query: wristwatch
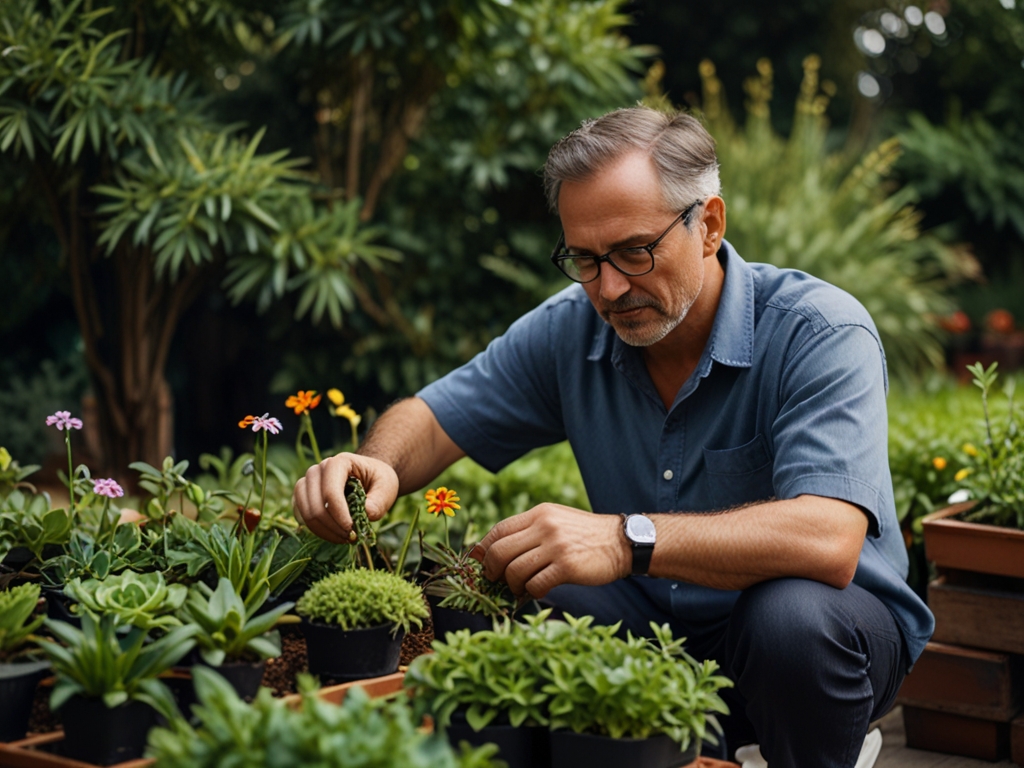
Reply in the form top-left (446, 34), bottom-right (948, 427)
top-left (621, 514), bottom-right (656, 575)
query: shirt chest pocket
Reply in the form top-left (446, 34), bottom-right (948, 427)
top-left (702, 433), bottom-right (775, 510)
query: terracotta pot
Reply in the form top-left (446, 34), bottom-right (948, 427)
top-left (922, 501), bottom-right (1024, 580)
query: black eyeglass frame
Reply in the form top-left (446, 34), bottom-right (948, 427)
top-left (549, 199), bottom-right (705, 284)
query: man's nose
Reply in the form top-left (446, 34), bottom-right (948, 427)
top-left (598, 265), bottom-right (631, 302)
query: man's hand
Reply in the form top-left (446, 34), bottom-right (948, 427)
top-left (292, 453), bottom-right (399, 543)
top-left (470, 504), bottom-right (630, 599)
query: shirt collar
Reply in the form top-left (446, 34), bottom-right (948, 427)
top-left (586, 239), bottom-right (755, 370)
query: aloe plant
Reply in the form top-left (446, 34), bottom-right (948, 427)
top-left (178, 577), bottom-right (293, 667)
top-left (36, 613), bottom-right (197, 719)
top-left (64, 571), bottom-right (188, 632)
top-left (0, 583), bottom-right (45, 663)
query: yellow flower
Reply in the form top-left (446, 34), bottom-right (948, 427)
top-left (327, 388), bottom-right (345, 407)
top-left (954, 468), bottom-right (971, 482)
top-left (932, 457), bottom-right (947, 471)
top-left (335, 404), bottom-right (362, 426)
top-left (0, 447), bottom-right (10, 472)
top-left (425, 487), bottom-right (460, 517)
top-left (962, 443), bottom-right (978, 457)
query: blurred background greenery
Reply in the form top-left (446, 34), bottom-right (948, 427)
top-left (2, 0), bottom-right (1023, 521)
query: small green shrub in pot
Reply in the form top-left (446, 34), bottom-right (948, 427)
top-left (147, 666), bottom-right (500, 768)
top-left (36, 613), bottom-right (197, 764)
top-left (64, 571), bottom-right (188, 632)
top-left (0, 583), bottom-right (49, 742)
top-left (296, 569), bottom-right (428, 680)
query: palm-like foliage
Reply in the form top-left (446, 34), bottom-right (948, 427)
top-left (696, 56), bottom-right (979, 378)
top-left (37, 613), bottom-right (196, 718)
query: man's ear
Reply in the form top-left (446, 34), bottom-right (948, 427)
top-left (701, 196), bottom-right (727, 258)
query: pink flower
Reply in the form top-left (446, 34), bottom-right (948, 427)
top-left (250, 413), bottom-right (282, 435)
top-left (93, 478), bottom-right (124, 498)
top-left (46, 411), bottom-right (83, 431)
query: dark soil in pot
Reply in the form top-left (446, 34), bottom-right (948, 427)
top-left (549, 730), bottom-right (697, 768)
top-left (447, 711), bottom-right (550, 768)
top-left (60, 695), bottom-right (157, 765)
top-left (300, 618), bottom-right (405, 681)
top-left (0, 661), bottom-right (49, 742)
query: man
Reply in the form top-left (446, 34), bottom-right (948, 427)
top-left (293, 107), bottom-right (934, 767)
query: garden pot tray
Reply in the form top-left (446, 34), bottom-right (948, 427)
top-left (922, 502), bottom-right (1024, 580)
top-left (0, 672), bottom-right (409, 768)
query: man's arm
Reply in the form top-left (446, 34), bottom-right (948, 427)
top-left (472, 495), bottom-right (868, 598)
top-left (292, 397), bottom-right (464, 543)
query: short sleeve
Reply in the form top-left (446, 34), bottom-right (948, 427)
top-left (417, 304), bottom-right (566, 473)
top-left (771, 323), bottom-right (890, 537)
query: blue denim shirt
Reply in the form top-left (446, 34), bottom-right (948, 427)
top-left (418, 241), bottom-right (934, 664)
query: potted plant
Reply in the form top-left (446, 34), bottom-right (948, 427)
top-left (63, 570), bottom-right (188, 631)
top-left (421, 541), bottom-right (516, 637)
top-left (176, 576), bottom-right (294, 700)
top-left (0, 490), bottom-right (72, 574)
top-left (541, 616), bottom-right (730, 768)
top-left (405, 617), bottom-right (551, 768)
top-left (146, 665), bottom-right (499, 768)
top-left (922, 362), bottom-right (1024, 579)
top-left (296, 568), bottom-right (428, 680)
top-left (35, 613), bottom-right (197, 765)
top-left (0, 583), bottom-right (49, 742)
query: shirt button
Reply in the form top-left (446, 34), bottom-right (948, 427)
top-left (663, 469), bottom-right (674, 480)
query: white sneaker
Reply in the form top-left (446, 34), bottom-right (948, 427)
top-left (734, 727), bottom-right (882, 768)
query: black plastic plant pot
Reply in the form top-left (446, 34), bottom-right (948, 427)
top-left (43, 590), bottom-right (83, 629)
top-left (0, 661), bottom-right (49, 742)
top-left (208, 658), bottom-right (266, 701)
top-left (431, 603), bottom-right (493, 638)
top-left (60, 695), bottom-right (158, 766)
top-left (549, 730), bottom-right (697, 768)
top-left (1, 547), bottom-right (33, 569)
top-left (300, 618), bottom-right (405, 681)
top-left (447, 713), bottom-right (551, 768)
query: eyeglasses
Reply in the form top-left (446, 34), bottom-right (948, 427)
top-left (550, 199), bottom-right (704, 284)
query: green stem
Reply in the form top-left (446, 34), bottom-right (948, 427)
top-left (443, 515), bottom-right (450, 550)
top-left (65, 431), bottom-right (75, 517)
top-left (360, 538), bottom-right (375, 571)
top-left (395, 507), bottom-right (420, 575)
top-left (350, 419), bottom-right (359, 451)
top-left (259, 431), bottom-right (268, 522)
top-left (304, 413), bottom-right (322, 464)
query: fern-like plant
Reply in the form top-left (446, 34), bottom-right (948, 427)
top-left (296, 569), bottom-right (428, 634)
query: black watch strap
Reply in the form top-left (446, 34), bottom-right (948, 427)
top-left (631, 542), bottom-right (654, 575)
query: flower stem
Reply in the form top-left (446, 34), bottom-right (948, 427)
top-left (395, 507), bottom-right (421, 575)
top-left (350, 420), bottom-right (359, 451)
top-left (303, 413), bottom-right (322, 464)
top-left (443, 515), bottom-right (450, 550)
top-left (65, 431), bottom-right (75, 517)
top-left (259, 431), bottom-right (268, 521)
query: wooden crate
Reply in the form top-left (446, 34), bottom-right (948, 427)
top-left (929, 575), bottom-right (1024, 655)
top-left (1012, 713), bottom-right (1024, 767)
top-left (0, 672), bottom-right (408, 768)
top-left (923, 502), bottom-right (1024, 580)
top-left (902, 706), bottom-right (1010, 761)
top-left (896, 641), bottom-right (1023, 721)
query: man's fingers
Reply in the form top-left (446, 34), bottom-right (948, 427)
top-left (320, 457), bottom-right (354, 534)
top-left (503, 544), bottom-right (549, 596)
top-left (482, 526), bottom-right (541, 583)
top-left (362, 465), bottom-right (399, 522)
top-left (472, 510), bottom-right (537, 562)
top-left (524, 564), bottom-right (561, 600)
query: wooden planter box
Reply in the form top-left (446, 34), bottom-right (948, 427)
top-left (902, 706), bottom-right (1011, 761)
top-left (929, 575), bottom-right (1024, 655)
top-left (922, 501), bottom-right (1024, 580)
top-left (1012, 713), bottom-right (1024, 766)
top-left (0, 672), bottom-right (408, 768)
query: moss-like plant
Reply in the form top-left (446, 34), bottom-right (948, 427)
top-left (147, 666), bottom-right (499, 768)
top-left (0, 583), bottom-right (45, 663)
top-left (64, 571), bottom-right (187, 632)
top-left (296, 569), bottom-right (428, 634)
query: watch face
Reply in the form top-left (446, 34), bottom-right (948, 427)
top-left (625, 515), bottom-right (656, 545)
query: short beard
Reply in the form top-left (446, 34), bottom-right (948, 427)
top-left (601, 293), bottom-right (693, 347)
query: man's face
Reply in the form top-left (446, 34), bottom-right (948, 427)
top-left (557, 152), bottom-right (707, 348)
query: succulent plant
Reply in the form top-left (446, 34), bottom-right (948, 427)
top-left (0, 583), bottom-right (45, 662)
top-left (421, 541), bottom-right (515, 618)
top-left (178, 577), bottom-right (293, 667)
top-left (64, 571), bottom-right (187, 631)
top-left (296, 568), bottom-right (428, 634)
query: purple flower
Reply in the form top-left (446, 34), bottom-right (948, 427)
top-left (250, 413), bottom-right (282, 435)
top-left (93, 478), bottom-right (124, 498)
top-left (46, 411), bottom-right (83, 431)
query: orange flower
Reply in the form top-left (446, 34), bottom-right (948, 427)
top-left (238, 415), bottom-right (256, 429)
top-left (932, 457), bottom-right (947, 471)
top-left (285, 390), bottom-right (322, 415)
top-left (425, 487), bottom-right (460, 517)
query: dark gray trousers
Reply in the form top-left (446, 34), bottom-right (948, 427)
top-left (545, 577), bottom-right (906, 768)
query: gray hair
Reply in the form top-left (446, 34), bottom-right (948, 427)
top-left (543, 107), bottom-right (721, 217)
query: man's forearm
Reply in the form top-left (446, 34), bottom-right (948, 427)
top-left (646, 495), bottom-right (869, 591)
top-left (357, 397), bottom-right (465, 495)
